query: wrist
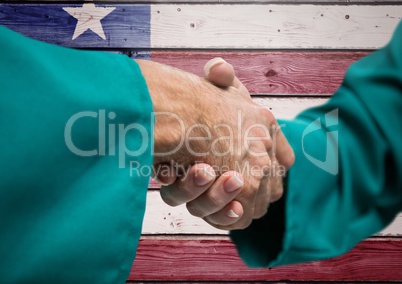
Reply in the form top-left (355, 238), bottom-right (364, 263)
top-left (135, 59), bottom-right (204, 161)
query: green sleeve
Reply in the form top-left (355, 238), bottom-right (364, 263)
top-left (231, 20), bottom-right (402, 267)
top-left (0, 27), bottom-right (153, 283)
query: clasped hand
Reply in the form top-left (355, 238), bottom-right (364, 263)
top-left (136, 58), bottom-right (294, 230)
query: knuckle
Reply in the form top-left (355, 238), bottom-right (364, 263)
top-left (259, 107), bottom-right (275, 122)
top-left (256, 127), bottom-right (273, 150)
top-left (260, 155), bottom-right (272, 174)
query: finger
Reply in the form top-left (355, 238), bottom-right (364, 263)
top-left (204, 57), bottom-right (250, 96)
top-left (186, 171), bottom-right (244, 218)
top-left (251, 156), bottom-right (284, 220)
top-left (160, 164), bottom-right (216, 207)
top-left (203, 200), bottom-right (244, 227)
top-left (270, 123), bottom-right (295, 169)
top-left (269, 158), bottom-right (284, 203)
top-left (252, 169), bottom-right (271, 219)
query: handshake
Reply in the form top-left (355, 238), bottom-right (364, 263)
top-left (137, 58), bottom-right (295, 230)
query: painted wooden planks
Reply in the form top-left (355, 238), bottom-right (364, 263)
top-left (1, 2), bottom-right (399, 282)
top-left (1, 4), bottom-right (401, 49)
top-left (150, 51), bottom-right (369, 95)
top-left (130, 237), bottom-right (402, 281)
top-left (12, 0), bottom-right (402, 3)
top-left (143, 190), bottom-right (223, 234)
top-left (0, 3), bottom-right (151, 48)
top-left (253, 97), bottom-right (328, 118)
top-left (142, 190), bottom-right (402, 236)
top-left (151, 5), bottom-right (402, 49)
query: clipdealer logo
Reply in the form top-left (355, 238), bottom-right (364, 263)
top-left (64, 109), bottom-right (276, 170)
top-left (302, 109), bottom-right (339, 175)
top-left (64, 110), bottom-right (149, 168)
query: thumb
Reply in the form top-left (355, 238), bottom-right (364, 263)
top-left (204, 57), bottom-right (235, 87)
top-left (204, 57), bottom-right (250, 96)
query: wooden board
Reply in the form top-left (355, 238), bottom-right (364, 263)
top-left (130, 237), bottom-right (402, 281)
top-left (0, 3), bottom-right (151, 48)
top-left (11, 0), bottom-right (402, 3)
top-left (253, 97), bottom-right (327, 118)
top-left (142, 190), bottom-right (402, 236)
top-left (2, 2), bottom-right (400, 282)
top-left (151, 5), bottom-right (402, 49)
top-left (150, 51), bottom-right (368, 95)
top-left (0, 4), bottom-right (401, 49)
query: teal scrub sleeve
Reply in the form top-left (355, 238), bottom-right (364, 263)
top-left (0, 26), bottom-right (154, 283)
top-left (230, 20), bottom-right (402, 267)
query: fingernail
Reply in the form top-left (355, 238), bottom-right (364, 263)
top-left (224, 174), bottom-right (244, 193)
top-left (194, 166), bottom-right (216, 186)
top-left (227, 209), bottom-right (240, 218)
top-left (203, 57), bottom-right (226, 77)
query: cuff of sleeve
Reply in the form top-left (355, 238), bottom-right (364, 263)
top-left (230, 115), bottom-right (339, 267)
top-left (230, 187), bottom-right (286, 268)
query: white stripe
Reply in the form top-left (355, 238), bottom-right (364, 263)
top-left (252, 97), bottom-right (328, 119)
top-left (151, 5), bottom-right (401, 49)
top-left (143, 191), bottom-right (402, 236)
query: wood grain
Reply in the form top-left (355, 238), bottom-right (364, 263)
top-left (1, 4), bottom-right (401, 49)
top-left (130, 237), bottom-right (402, 281)
top-left (0, 4), bottom-right (151, 48)
top-left (151, 4), bottom-right (402, 49)
top-left (150, 51), bottom-right (368, 95)
top-left (10, 0), bottom-right (402, 3)
top-left (3, 2), bottom-right (399, 283)
top-left (142, 190), bottom-right (402, 236)
top-left (253, 97), bottom-right (327, 118)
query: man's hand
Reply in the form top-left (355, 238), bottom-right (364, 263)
top-left (137, 58), bottom-right (294, 230)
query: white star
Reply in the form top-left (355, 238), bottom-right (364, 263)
top-left (63, 3), bottom-right (116, 40)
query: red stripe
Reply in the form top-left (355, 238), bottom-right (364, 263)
top-left (148, 178), bottom-right (160, 188)
top-left (151, 51), bottom-right (369, 96)
top-left (130, 237), bottom-right (402, 281)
